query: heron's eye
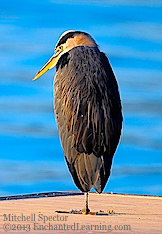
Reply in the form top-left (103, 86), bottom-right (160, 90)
top-left (55, 45), bottom-right (63, 54)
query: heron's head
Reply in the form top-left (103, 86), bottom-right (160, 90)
top-left (33, 30), bottom-right (97, 80)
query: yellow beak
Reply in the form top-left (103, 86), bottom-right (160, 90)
top-left (33, 53), bottom-right (60, 81)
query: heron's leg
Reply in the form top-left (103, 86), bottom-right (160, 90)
top-left (82, 192), bottom-right (90, 214)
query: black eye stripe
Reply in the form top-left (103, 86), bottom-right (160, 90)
top-left (56, 32), bottom-right (76, 48)
top-left (55, 31), bottom-right (93, 49)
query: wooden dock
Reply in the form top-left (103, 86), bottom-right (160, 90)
top-left (0, 192), bottom-right (161, 233)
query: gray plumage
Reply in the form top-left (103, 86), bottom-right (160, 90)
top-left (54, 46), bottom-right (122, 193)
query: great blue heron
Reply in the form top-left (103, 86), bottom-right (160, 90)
top-left (33, 30), bottom-right (122, 214)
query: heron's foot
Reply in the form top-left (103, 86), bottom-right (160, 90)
top-left (81, 207), bottom-right (90, 215)
top-left (55, 209), bottom-right (89, 214)
top-left (55, 209), bottom-right (115, 215)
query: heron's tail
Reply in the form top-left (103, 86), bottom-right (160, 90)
top-left (93, 154), bottom-right (113, 193)
top-left (66, 152), bottom-right (112, 193)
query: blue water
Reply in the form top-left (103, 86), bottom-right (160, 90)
top-left (0, 0), bottom-right (162, 196)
